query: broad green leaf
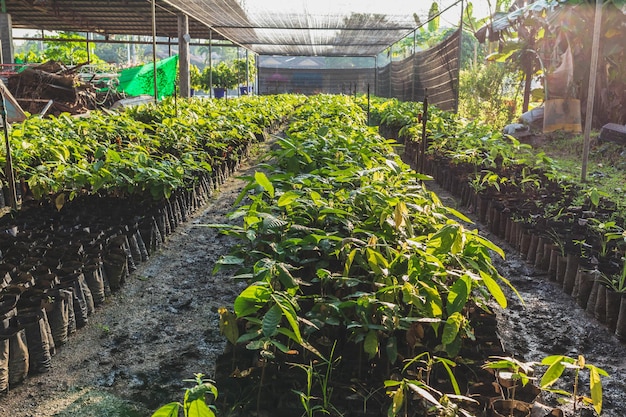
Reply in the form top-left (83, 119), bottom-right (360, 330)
top-left (218, 307), bottom-right (239, 345)
top-left (185, 398), bottom-right (214, 417)
top-left (590, 189), bottom-right (600, 207)
top-left (277, 191), bottom-right (300, 207)
top-left (388, 386), bottom-right (404, 417)
top-left (447, 275), bottom-right (470, 315)
top-left (234, 284), bottom-right (271, 318)
top-left (429, 224), bottom-right (461, 255)
top-left (364, 329), bottom-right (379, 360)
top-left (480, 270), bottom-right (507, 308)
top-left (540, 355), bottom-right (566, 389)
top-left (442, 312), bottom-right (463, 346)
top-left (386, 336), bottom-right (398, 364)
top-left (589, 366), bottom-right (604, 415)
top-left (472, 233), bottom-right (505, 259)
top-left (276, 263), bottom-right (298, 289)
top-left (254, 171), bottom-right (274, 198)
top-left (317, 126), bottom-right (329, 137)
top-left (262, 304), bottom-right (282, 337)
top-left (271, 293), bottom-right (302, 342)
top-left (151, 402), bottom-right (180, 417)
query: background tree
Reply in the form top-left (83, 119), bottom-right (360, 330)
top-left (428, 2), bottom-right (441, 32)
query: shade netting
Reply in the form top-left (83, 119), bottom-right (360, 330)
top-left (118, 55), bottom-right (179, 99)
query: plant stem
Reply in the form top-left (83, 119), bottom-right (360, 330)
top-left (257, 360), bottom-right (266, 416)
top-left (573, 368), bottom-right (579, 413)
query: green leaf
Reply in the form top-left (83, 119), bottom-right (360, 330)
top-left (317, 125), bottom-right (329, 137)
top-left (540, 355), bottom-right (566, 389)
top-left (439, 358), bottom-right (461, 395)
top-left (185, 398), bottom-right (214, 417)
top-left (271, 292), bottom-right (302, 343)
top-left (234, 284), bottom-right (271, 318)
top-left (480, 270), bottom-right (507, 308)
top-left (442, 312), bottom-right (463, 346)
top-left (277, 191), bottom-right (300, 207)
top-left (262, 304), bottom-right (282, 337)
top-left (388, 387), bottom-right (404, 417)
top-left (364, 329), bottom-right (379, 360)
top-left (386, 336), bottom-right (398, 364)
top-left (447, 275), bottom-right (470, 316)
top-left (255, 171), bottom-right (274, 198)
top-left (590, 189), bottom-right (600, 207)
top-left (472, 233), bottom-right (505, 259)
top-left (276, 263), bottom-right (298, 289)
top-left (151, 402), bottom-right (180, 417)
top-left (218, 307), bottom-right (239, 345)
top-left (429, 224), bottom-right (462, 255)
top-left (589, 366), bottom-right (604, 415)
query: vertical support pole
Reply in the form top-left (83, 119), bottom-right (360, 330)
top-left (151, 0), bottom-right (158, 103)
top-left (0, 11), bottom-right (13, 64)
top-left (178, 13), bottom-right (190, 98)
top-left (209, 30), bottom-right (213, 98)
top-left (256, 56), bottom-right (260, 95)
top-left (388, 48), bottom-right (393, 98)
top-left (455, 0), bottom-right (464, 113)
top-left (411, 29), bottom-right (417, 101)
top-left (367, 84), bottom-right (371, 126)
top-left (419, 89), bottom-right (429, 174)
top-left (374, 56), bottom-right (378, 97)
top-left (86, 32), bottom-right (91, 63)
top-left (245, 49), bottom-right (250, 94)
top-left (582, 0), bottom-right (603, 182)
top-left (0, 90), bottom-right (17, 210)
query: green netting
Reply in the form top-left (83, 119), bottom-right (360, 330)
top-left (118, 55), bottom-right (178, 99)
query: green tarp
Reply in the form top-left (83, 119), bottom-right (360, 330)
top-left (118, 55), bottom-right (178, 99)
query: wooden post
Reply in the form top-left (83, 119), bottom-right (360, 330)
top-left (178, 13), bottom-right (191, 98)
top-left (582, 0), bottom-right (603, 182)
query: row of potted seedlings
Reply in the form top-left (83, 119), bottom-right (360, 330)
top-left (369, 97), bottom-right (614, 416)
top-left (0, 95), bottom-right (299, 394)
top-left (374, 97), bottom-right (626, 342)
top-left (211, 95), bottom-right (559, 416)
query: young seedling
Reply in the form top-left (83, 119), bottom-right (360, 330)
top-left (151, 373), bottom-right (218, 417)
top-left (483, 356), bottom-right (537, 417)
top-left (540, 354), bottom-right (609, 416)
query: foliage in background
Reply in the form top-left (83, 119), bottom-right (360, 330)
top-left (458, 61), bottom-right (523, 129)
top-left (1, 95), bottom-right (302, 204)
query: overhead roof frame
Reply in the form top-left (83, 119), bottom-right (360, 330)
top-left (3, 0), bottom-right (462, 57)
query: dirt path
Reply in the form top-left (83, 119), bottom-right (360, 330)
top-left (437, 186), bottom-right (626, 417)
top-left (2, 152), bottom-right (626, 417)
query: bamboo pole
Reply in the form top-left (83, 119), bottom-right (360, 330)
top-left (581, 1), bottom-right (603, 182)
